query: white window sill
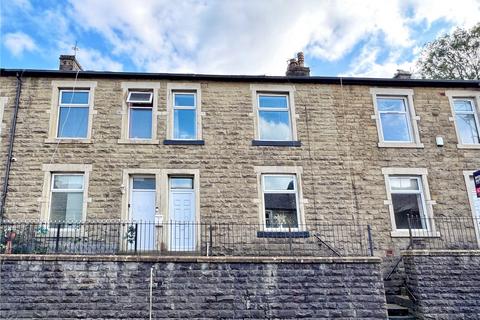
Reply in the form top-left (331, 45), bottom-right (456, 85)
top-left (117, 139), bottom-right (159, 145)
top-left (457, 144), bottom-right (480, 149)
top-left (378, 142), bottom-right (424, 148)
top-left (391, 230), bottom-right (441, 238)
top-left (45, 138), bottom-right (93, 144)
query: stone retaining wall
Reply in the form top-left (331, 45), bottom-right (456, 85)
top-left (403, 250), bottom-right (480, 320)
top-left (0, 255), bottom-right (387, 319)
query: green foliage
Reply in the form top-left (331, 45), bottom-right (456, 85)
top-left (417, 23), bottom-right (480, 80)
top-left (1, 225), bottom-right (50, 254)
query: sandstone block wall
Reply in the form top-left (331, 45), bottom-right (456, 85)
top-left (0, 75), bottom-right (479, 255)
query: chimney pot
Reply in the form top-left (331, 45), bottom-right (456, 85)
top-left (393, 69), bottom-right (412, 79)
top-left (59, 55), bottom-right (83, 71)
top-left (297, 52), bottom-right (304, 67)
top-left (286, 51), bottom-right (310, 77)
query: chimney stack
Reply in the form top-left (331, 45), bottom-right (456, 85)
top-left (393, 69), bottom-right (412, 79)
top-left (286, 52), bottom-right (310, 77)
top-left (59, 55), bottom-right (83, 71)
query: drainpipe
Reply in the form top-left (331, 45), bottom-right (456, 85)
top-left (0, 72), bottom-right (23, 221)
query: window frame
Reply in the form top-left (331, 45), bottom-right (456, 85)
top-left (166, 83), bottom-right (203, 142)
top-left (250, 84), bottom-right (299, 143)
top-left (56, 89), bottom-right (91, 139)
top-left (172, 91), bottom-right (197, 140)
top-left (254, 166), bottom-right (305, 231)
top-left (382, 168), bottom-right (436, 237)
top-left (127, 92), bottom-right (154, 140)
top-left (256, 93), bottom-right (293, 141)
top-left (387, 176), bottom-right (430, 231)
top-left (126, 91), bottom-right (153, 104)
top-left (446, 90), bottom-right (480, 149)
top-left (49, 173), bottom-right (85, 223)
top-left (40, 164), bottom-right (92, 223)
top-left (119, 82), bottom-right (160, 144)
top-left (376, 96), bottom-right (414, 144)
top-left (47, 81), bottom-right (97, 143)
top-left (370, 88), bottom-right (423, 148)
top-left (261, 174), bottom-right (300, 230)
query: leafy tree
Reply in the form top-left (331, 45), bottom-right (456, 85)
top-left (417, 23), bottom-right (479, 80)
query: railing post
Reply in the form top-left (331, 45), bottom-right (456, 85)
top-left (407, 214), bottom-right (413, 248)
top-left (208, 223), bottom-right (213, 256)
top-left (55, 223), bottom-right (61, 253)
top-left (134, 223), bottom-right (138, 254)
top-left (367, 225), bottom-right (374, 256)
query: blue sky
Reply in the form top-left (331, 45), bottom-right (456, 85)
top-left (1, 0), bottom-right (479, 77)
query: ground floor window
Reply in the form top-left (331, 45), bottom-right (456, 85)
top-left (382, 168), bottom-right (434, 236)
top-left (50, 173), bottom-right (84, 222)
top-left (262, 174), bottom-right (299, 229)
top-left (388, 176), bottom-right (428, 230)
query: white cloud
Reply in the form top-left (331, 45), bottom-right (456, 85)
top-left (4, 0), bottom-right (479, 76)
top-left (63, 0), bottom-right (479, 76)
top-left (3, 32), bottom-right (37, 56)
top-left (343, 45), bottom-right (416, 78)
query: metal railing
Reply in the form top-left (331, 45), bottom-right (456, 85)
top-left (0, 221), bottom-right (374, 257)
top-left (407, 216), bottom-right (480, 250)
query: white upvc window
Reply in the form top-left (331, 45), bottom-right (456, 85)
top-left (172, 91), bottom-right (197, 140)
top-left (50, 173), bottom-right (85, 223)
top-left (377, 96), bottom-right (413, 143)
top-left (127, 91), bottom-right (153, 104)
top-left (370, 88), bottom-right (423, 148)
top-left (452, 97), bottom-right (480, 145)
top-left (257, 93), bottom-right (293, 141)
top-left (446, 91), bottom-right (480, 149)
top-left (127, 90), bottom-right (154, 140)
top-left (57, 90), bottom-right (90, 139)
top-left (261, 174), bottom-right (300, 229)
top-left (119, 82), bottom-right (160, 144)
top-left (382, 168), bottom-right (436, 237)
top-left (388, 176), bottom-right (429, 231)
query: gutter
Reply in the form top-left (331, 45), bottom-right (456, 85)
top-left (0, 72), bottom-right (22, 221)
top-left (1, 68), bottom-right (479, 88)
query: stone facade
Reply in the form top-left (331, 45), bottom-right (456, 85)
top-left (403, 250), bottom-right (480, 319)
top-left (0, 255), bottom-right (387, 319)
top-left (0, 72), bottom-right (479, 256)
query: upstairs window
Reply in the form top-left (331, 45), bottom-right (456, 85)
top-left (173, 92), bottom-right (197, 140)
top-left (50, 174), bottom-right (84, 222)
top-left (257, 94), bottom-right (292, 141)
top-left (262, 174), bottom-right (299, 229)
top-left (376, 96), bottom-right (413, 143)
top-left (453, 98), bottom-right (480, 145)
top-left (57, 90), bottom-right (90, 138)
top-left (127, 91), bottom-right (153, 139)
top-left (370, 88), bottom-right (422, 148)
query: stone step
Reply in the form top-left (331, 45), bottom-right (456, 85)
top-left (388, 294), bottom-right (414, 309)
top-left (388, 316), bottom-right (416, 320)
top-left (387, 303), bottom-right (410, 317)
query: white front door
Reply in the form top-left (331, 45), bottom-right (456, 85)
top-left (129, 176), bottom-right (156, 251)
top-left (468, 176), bottom-right (480, 245)
top-left (168, 177), bottom-right (196, 251)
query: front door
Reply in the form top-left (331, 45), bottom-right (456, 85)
top-left (168, 177), bottom-right (196, 251)
top-left (129, 175), bottom-right (156, 251)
